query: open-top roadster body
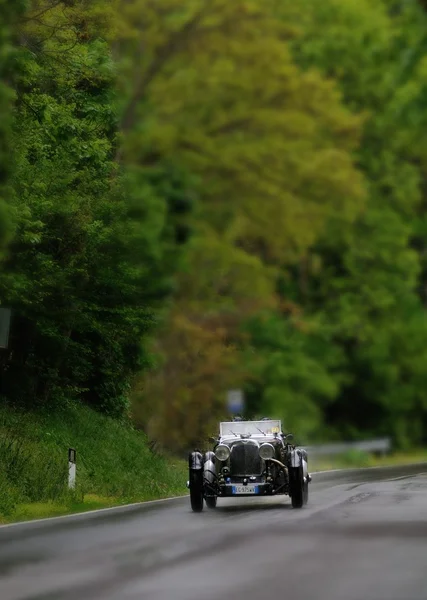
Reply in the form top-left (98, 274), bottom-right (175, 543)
top-left (188, 419), bottom-right (311, 512)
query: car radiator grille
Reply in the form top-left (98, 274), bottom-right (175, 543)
top-left (229, 443), bottom-right (262, 476)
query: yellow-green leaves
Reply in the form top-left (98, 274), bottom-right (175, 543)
top-left (119, 0), bottom-right (368, 448)
top-left (6, 0), bottom-right (427, 451)
top-left (117, 0), bottom-right (365, 265)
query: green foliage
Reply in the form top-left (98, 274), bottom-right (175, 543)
top-left (0, 401), bottom-right (186, 520)
top-left (269, 0), bottom-right (427, 446)
top-left (243, 313), bottom-right (341, 443)
top-left (122, 0), bottom-right (368, 450)
top-left (0, 0), bottom-right (25, 253)
top-left (0, 0), bottom-right (196, 415)
top-left (1, 0), bottom-right (427, 461)
top-left (123, 0), bottom-right (427, 450)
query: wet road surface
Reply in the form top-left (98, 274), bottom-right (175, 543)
top-left (1, 463), bottom-right (427, 600)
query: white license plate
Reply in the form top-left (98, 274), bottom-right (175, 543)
top-left (232, 485), bottom-right (258, 494)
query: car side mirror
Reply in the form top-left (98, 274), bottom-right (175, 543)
top-left (209, 436), bottom-right (218, 444)
top-left (285, 433), bottom-right (294, 442)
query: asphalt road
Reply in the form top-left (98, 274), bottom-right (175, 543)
top-left (1, 463), bottom-right (427, 600)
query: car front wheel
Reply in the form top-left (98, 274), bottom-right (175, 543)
top-left (205, 496), bottom-right (217, 509)
top-left (189, 471), bottom-right (204, 512)
top-left (289, 466), bottom-right (304, 509)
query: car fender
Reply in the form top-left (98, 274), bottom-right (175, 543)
top-left (189, 451), bottom-right (203, 471)
top-left (203, 451), bottom-right (216, 484)
top-left (290, 448), bottom-right (308, 478)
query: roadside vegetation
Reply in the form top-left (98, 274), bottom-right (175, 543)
top-left (0, 398), bottom-right (424, 524)
top-left (0, 402), bottom-right (187, 524)
top-left (310, 449), bottom-right (427, 472)
top-left (0, 397), bottom-right (424, 524)
top-left (1, 0), bottom-right (427, 522)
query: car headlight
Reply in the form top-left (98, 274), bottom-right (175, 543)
top-left (259, 443), bottom-right (275, 460)
top-left (215, 444), bottom-right (230, 461)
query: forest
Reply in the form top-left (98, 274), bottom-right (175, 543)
top-left (2, 0), bottom-right (427, 454)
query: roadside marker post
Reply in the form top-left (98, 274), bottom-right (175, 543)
top-left (68, 448), bottom-right (76, 490)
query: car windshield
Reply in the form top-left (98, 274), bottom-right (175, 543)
top-left (219, 420), bottom-right (281, 438)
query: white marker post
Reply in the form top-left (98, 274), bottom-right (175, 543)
top-left (68, 448), bottom-right (76, 490)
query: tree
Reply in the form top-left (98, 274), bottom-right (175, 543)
top-left (0, 0), bottom-right (195, 415)
top-left (272, 0), bottom-right (427, 445)
top-left (121, 0), bottom-right (366, 449)
top-left (0, 0), bottom-right (25, 254)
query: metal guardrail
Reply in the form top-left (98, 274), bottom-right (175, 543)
top-left (305, 438), bottom-right (391, 456)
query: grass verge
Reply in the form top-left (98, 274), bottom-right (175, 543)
top-left (0, 402), bottom-right (187, 524)
top-left (310, 448), bottom-right (427, 472)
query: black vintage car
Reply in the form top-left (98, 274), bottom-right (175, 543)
top-left (188, 419), bottom-right (311, 512)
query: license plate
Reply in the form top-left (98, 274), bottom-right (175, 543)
top-left (232, 485), bottom-right (258, 494)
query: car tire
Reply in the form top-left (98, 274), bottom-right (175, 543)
top-left (189, 471), bottom-right (204, 512)
top-left (205, 496), bottom-right (217, 509)
top-left (190, 488), bottom-right (204, 512)
top-left (290, 466), bottom-right (304, 509)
